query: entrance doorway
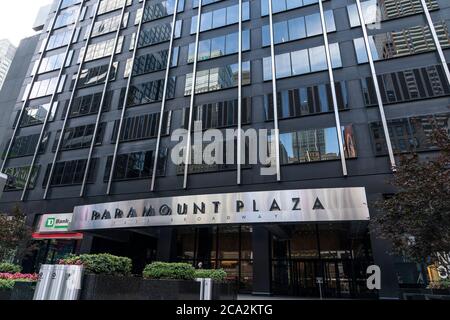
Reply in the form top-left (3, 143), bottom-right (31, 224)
top-left (271, 222), bottom-right (377, 298)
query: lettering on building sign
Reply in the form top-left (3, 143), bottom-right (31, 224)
top-left (90, 197), bottom-right (308, 221)
top-left (71, 188), bottom-right (370, 230)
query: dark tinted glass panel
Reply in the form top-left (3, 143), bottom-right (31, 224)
top-left (182, 98), bottom-right (252, 130)
top-left (279, 125), bottom-right (357, 164)
top-left (53, 123), bottom-right (105, 151)
top-left (42, 158), bottom-right (97, 187)
top-left (5, 133), bottom-right (49, 159)
top-left (63, 91), bottom-right (112, 119)
top-left (111, 111), bottom-right (172, 142)
top-left (361, 64), bottom-right (450, 106)
top-left (265, 82), bottom-right (348, 120)
top-left (104, 149), bottom-right (167, 181)
top-left (370, 113), bottom-right (450, 155)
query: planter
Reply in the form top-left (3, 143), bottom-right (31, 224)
top-left (0, 289), bottom-right (12, 300)
top-left (431, 289), bottom-right (450, 296)
top-left (79, 275), bottom-right (237, 300)
top-left (0, 282), bottom-right (36, 300)
top-left (10, 282), bottom-right (36, 300)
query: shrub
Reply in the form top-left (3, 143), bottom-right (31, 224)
top-left (143, 262), bottom-right (195, 280)
top-left (0, 279), bottom-right (14, 291)
top-left (0, 263), bottom-right (22, 274)
top-left (428, 280), bottom-right (450, 290)
top-left (194, 269), bottom-right (227, 281)
top-left (59, 254), bottom-right (132, 276)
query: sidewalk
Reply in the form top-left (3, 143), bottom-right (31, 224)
top-left (237, 294), bottom-right (349, 300)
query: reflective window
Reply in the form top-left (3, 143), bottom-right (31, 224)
top-left (138, 20), bottom-right (182, 48)
top-left (279, 125), bottom-right (357, 165)
top-left (291, 50), bottom-right (309, 76)
top-left (77, 62), bottom-right (118, 88)
top-left (81, 37), bottom-right (124, 62)
top-left (142, 0), bottom-right (184, 22)
top-left (92, 13), bottom-right (129, 37)
top-left (362, 64), bottom-right (450, 106)
top-left (133, 47), bottom-right (178, 76)
top-left (6, 133), bottom-right (49, 159)
top-left (370, 113), bottom-right (450, 155)
top-left (354, 23), bottom-right (450, 64)
top-left (42, 159), bottom-right (97, 187)
top-left (46, 29), bottom-right (73, 50)
top-left (262, 11), bottom-right (335, 46)
top-left (261, 0), bottom-right (321, 16)
top-left (39, 52), bottom-right (71, 74)
top-left (185, 62), bottom-right (251, 95)
top-left (104, 149), bottom-right (167, 181)
top-left (182, 98), bottom-right (251, 130)
top-left (19, 102), bottom-right (58, 127)
top-left (347, 0), bottom-right (439, 28)
top-left (55, 6), bottom-right (80, 29)
top-left (64, 91), bottom-right (112, 118)
top-left (265, 82), bottom-right (348, 120)
top-left (29, 76), bottom-right (65, 99)
top-left (263, 43), bottom-right (341, 80)
top-left (4, 166), bottom-right (40, 191)
top-left (305, 13), bottom-right (322, 37)
top-left (126, 77), bottom-right (176, 107)
top-left (111, 111), bottom-right (172, 142)
top-left (61, 0), bottom-right (81, 9)
top-left (191, 2), bottom-right (250, 34)
top-left (275, 53), bottom-right (291, 78)
top-left (53, 123), bottom-right (105, 151)
top-left (188, 30), bottom-right (250, 63)
top-left (98, 0), bottom-right (132, 15)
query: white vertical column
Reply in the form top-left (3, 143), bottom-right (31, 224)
top-left (237, 0), bottom-right (243, 185)
top-left (21, 0), bottom-right (88, 201)
top-left (43, 0), bottom-right (101, 200)
top-left (0, 0), bottom-right (64, 173)
top-left (80, 2), bottom-right (128, 197)
top-left (268, 0), bottom-right (281, 181)
top-left (419, 0), bottom-right (450, 85)
top-left (318, 0), bottom-right (348, 176)
top-left (150, 0), bottom-right (180, 192)
top-left (107, 0), bottom-right (149, 195)
top-left (355, 0), bottom-right (396, 170)
top-left (183, 0), bottom-right (203, 190)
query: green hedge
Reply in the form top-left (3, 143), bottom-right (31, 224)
top-left (0, 279), bottom-right (14, 291)
top-left (194, 269), bottom-right (227, 281)
top-left (0, 263), bottom-right (22, 274)
top-left (143, 262), bottom-right (195, 280)
top-left (59, 254), bottom-right (132, 276)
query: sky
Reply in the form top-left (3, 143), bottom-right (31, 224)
top-left (0, 0), bottom-right (53, 47)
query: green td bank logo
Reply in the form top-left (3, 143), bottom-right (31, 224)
top-left (44, 217), bottom-right (70, 230)
top-left (45, 218), bottom-right (56, 228)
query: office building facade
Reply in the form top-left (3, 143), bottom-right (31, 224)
top-left (0, 0), bottom-right (449, 299)
top-left (0, 39), bottom-right (17, 91)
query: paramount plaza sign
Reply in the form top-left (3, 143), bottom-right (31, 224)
top-left (70, 188), bottom-right (370, 231)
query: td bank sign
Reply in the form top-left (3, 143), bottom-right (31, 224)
top-left (70, 188), bottom-right (370, 231)
top-left (38, 213), bottom-right (73, 233)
